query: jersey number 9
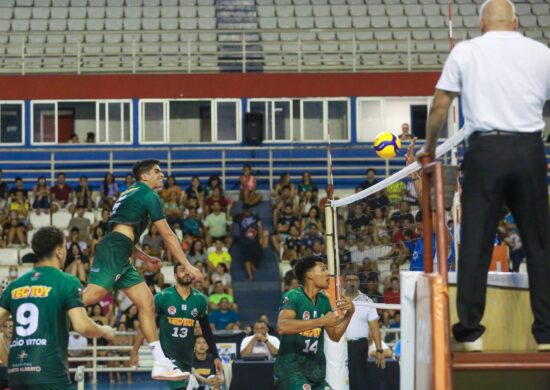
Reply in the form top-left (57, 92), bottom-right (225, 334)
top-left (15, 303), bottom-right (39, 337)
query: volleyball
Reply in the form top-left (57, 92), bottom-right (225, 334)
top-left (373, 132), bottom-right (401, 159)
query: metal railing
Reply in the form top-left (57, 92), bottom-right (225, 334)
top-left (0, 27), bottom-right (546, 74)
top-left (66, 328), bottom-right (401, 384)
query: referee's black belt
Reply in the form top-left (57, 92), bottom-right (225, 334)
top-left (348, 337), bottom-right (367, 343)
top-left (471, 130), bottom-right (541, 137)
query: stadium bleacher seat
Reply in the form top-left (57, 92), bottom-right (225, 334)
top-left (0, 249), bottom-right (19, 266)
top-left (52, 211), bottom-right (72, 229)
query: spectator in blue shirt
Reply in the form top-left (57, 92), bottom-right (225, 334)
top-left (209, 298), bottom-right (240, 331)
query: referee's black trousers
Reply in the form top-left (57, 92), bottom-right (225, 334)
top-left (452, 132), bottom-right (550, 344)
top-left (347, 338), bottom-right (368, 390)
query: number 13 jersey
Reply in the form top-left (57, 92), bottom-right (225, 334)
top-left (0, 266), bottom-right (84, 387)
top-left (274, 287), bottom-right (333, 384)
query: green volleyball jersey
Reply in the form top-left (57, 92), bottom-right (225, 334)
top-left (109, 181), bottom-right (165, 243)
top-left (155, 287), bottom-right (208, 370)
top-left (274, 287), bottom-right (333, 384)
top-left (0, 266), bottom-right (84, 387)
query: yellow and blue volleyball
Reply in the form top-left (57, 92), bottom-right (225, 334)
top-left (373, 132), bottom-right (401, 159)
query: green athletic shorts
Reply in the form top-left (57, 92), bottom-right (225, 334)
top-left (88, 232), bottom-right (143, 291)
top-left (11, 383), bottom-right (74, 390)
top-left (276, 377), bottom-right (332, 390)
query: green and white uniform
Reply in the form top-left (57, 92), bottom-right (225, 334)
top-left (274, 287), bottom-right (333, 390)
top-left (155, 287), bottom-right (208, 390)
top-left (0, 266), bottom-right (84, 390)
top-left (89, 181), bottom-right (165, 291)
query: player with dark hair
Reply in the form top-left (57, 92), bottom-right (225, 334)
top-left (275, 255), bottom-right (355, 390)
top-left (130, 263), bottom-right (222, 390)
top-left (0, 226), bottom-right (114, 389)
top-left (83, 159), bottom-right (201, 381)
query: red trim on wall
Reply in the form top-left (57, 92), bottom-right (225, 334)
top-left (0, 72), bottom-right (441, 99)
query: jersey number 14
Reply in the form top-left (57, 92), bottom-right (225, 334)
top-left (302, 339), bottom-right (318, 354)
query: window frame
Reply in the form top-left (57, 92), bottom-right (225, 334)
top-left (300, 98), bottom-right (351, 143)
top-left (247, 98), bottom-right (294, 143)
top-left (0, 100), bottom-right (25, 146)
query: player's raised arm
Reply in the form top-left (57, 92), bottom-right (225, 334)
top-left (277, 308), bottom-right (342, 335)
top-left (68, 307), bottom-right (115, 342)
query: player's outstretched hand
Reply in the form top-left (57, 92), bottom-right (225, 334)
top-left (321, 312), bottom-right (344, 328)
top-left (336, 297), bottom-right (355, 314)
top-left (186, 263), bottom-right (203, 280)
top-left (100, 325), bottom-right (115, 344)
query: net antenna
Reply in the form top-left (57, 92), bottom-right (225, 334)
top-left (325, 124), bottom-right (342, 302)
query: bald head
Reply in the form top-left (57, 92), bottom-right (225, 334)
top-left (479, 0), bottom-right (518, 32)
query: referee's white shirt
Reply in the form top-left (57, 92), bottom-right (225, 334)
top-left (436, 31), bottom-right (550, 135)
top-left (345, 292), bottom-right (379, 341)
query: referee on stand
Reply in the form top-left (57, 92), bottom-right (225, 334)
top-left (418, 0), bottom-right (550, 351)
top-left (343, 273), bottom-right (385, 390)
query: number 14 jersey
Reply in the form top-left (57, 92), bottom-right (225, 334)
top-left (274, 287), bottom-right (333, 384)
top-left (0, 266), bottom-right (84, 387)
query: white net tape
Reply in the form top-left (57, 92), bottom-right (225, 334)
top-left (330, 129), bottom-right (467, 208)
top-left (353, 301), bottom-right (402, 311)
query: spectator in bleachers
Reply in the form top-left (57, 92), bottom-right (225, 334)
top-left (236, 204), bottom-right (264, 281)
top-left (192, 336), bottom-right (225, 390)
top-left (283, 275), bottom-right (300, 292)
top-left (91, 304), bottom-right (109, 326)
top-left (89, 225), bottom-right (104, 257)
top-left (205, 174), bottom-right (223, 198)
top-left (346, 204), bottom-right (370, 238)
top-left (3, 211), bottom-right (27, 247)
top-left (1, 317), bottom-right (13, 348)
top-left (68, 205), bottom-right (91, 242)
top-left (163, 191), bottom-right (184, 229)
top-left (10, 190), bottom-right (29, 221)
top-left (208, 281), bottom-right (234, 311)
top-left (204, 201), bottom-right (232, 247)
top-left (160, 175), bottom-right (182, 203)
top-left (272, 202), bottom-right (300, 256)
top-left (386, 180), bottom-right (407, 206)
top-left (272, 185), bottom-right (296, 227)
top-left (31, 176), bottom-right (50, 215)
top-left (299, 224), bottom-right (323, 256)
top-left (0, 169), bottom-right (8, 210)
top-left (390, 201), bottom-right (415, 226)
top-left (65, 242), bottom-right (89, 283)
top-left (204, 187), bottom-right (229, 215)
top-left (359, 169), bottom-right (378, 191)
top-left (363, 272), bottom-right (383, 303)
top-left (297, 171), bottom-right (318, 201)
top-left (188, 239), bottom-right (208, 266)
top-left (300, 205), bottom-right (323, 234)
top-left (141, 244), bottom-right (165, 291)
top-left (207, 239), bottom-right (232, 273)
top-left (272, 173), bottom-right (296, 206)
top-left (311, 240), bottom-right (325, 258)
top-left (182, 207), bottom-right (203, 238)
top-left (193, 280), bottom-right (208, 296)
top-left (120, 305), bottom-right (140, 331)
top-left (383, 277), bottom-right (400, 305)
top-left (141, 223), bottom-right (163, 259)
top-left (371, 208), bottom-right (390, 245)
top-left (185, 176), bottom-right (204, 204)
top-left (239, 165), bottom-right (262, 207)
top-left (211, 263), bottom-right (232, 295)
top-left (338, 236), bottom-right (352, 269)
top-left (50, 172), bottom-right (73, 214)
top-left (67, 227), bottom-right (88, 253)
top-left (382, 263), bottom-right (401, 292)
top-left (98, 292), bottom-right (115, 325)
top-left (367, 189), bottom-right (390, 212)
top-left (99, 172), bottom-right (120, 210)
top-left (119, 174), bottom-right (134, 193)
top-left (350, 237), bottom-right (372, 264)
top-left (240, 319), bottom-right (279, 360)
top-left (68, 133), bottom-right (79, 144)
top-left (86, 132), bottom-right (95, 143)
top-left (67, 332), bottom-right (89, 365)
top-left (91, 209), bottom-right (110, 234)
top-left (209, 298), bottom-right (240, 331)
top-left (398, 123), bottom-right (413, 142)
top-left (298, 190), bottom-right (317, 218)
top-left (282, 225), bottom-right (301, 262)
top-left (74, 175), bottom-right (94, 212)
top-left (8, 177), bottom-right (28, 201)
top-left (0, 266), bottom-right (19, 292)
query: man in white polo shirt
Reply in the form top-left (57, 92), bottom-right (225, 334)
top-left (240, 319), bottom-right (280, 360)
top-left (418, 0), bottom-right (550, 352)
top-left (344, 273), bottom-right (385, 390)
